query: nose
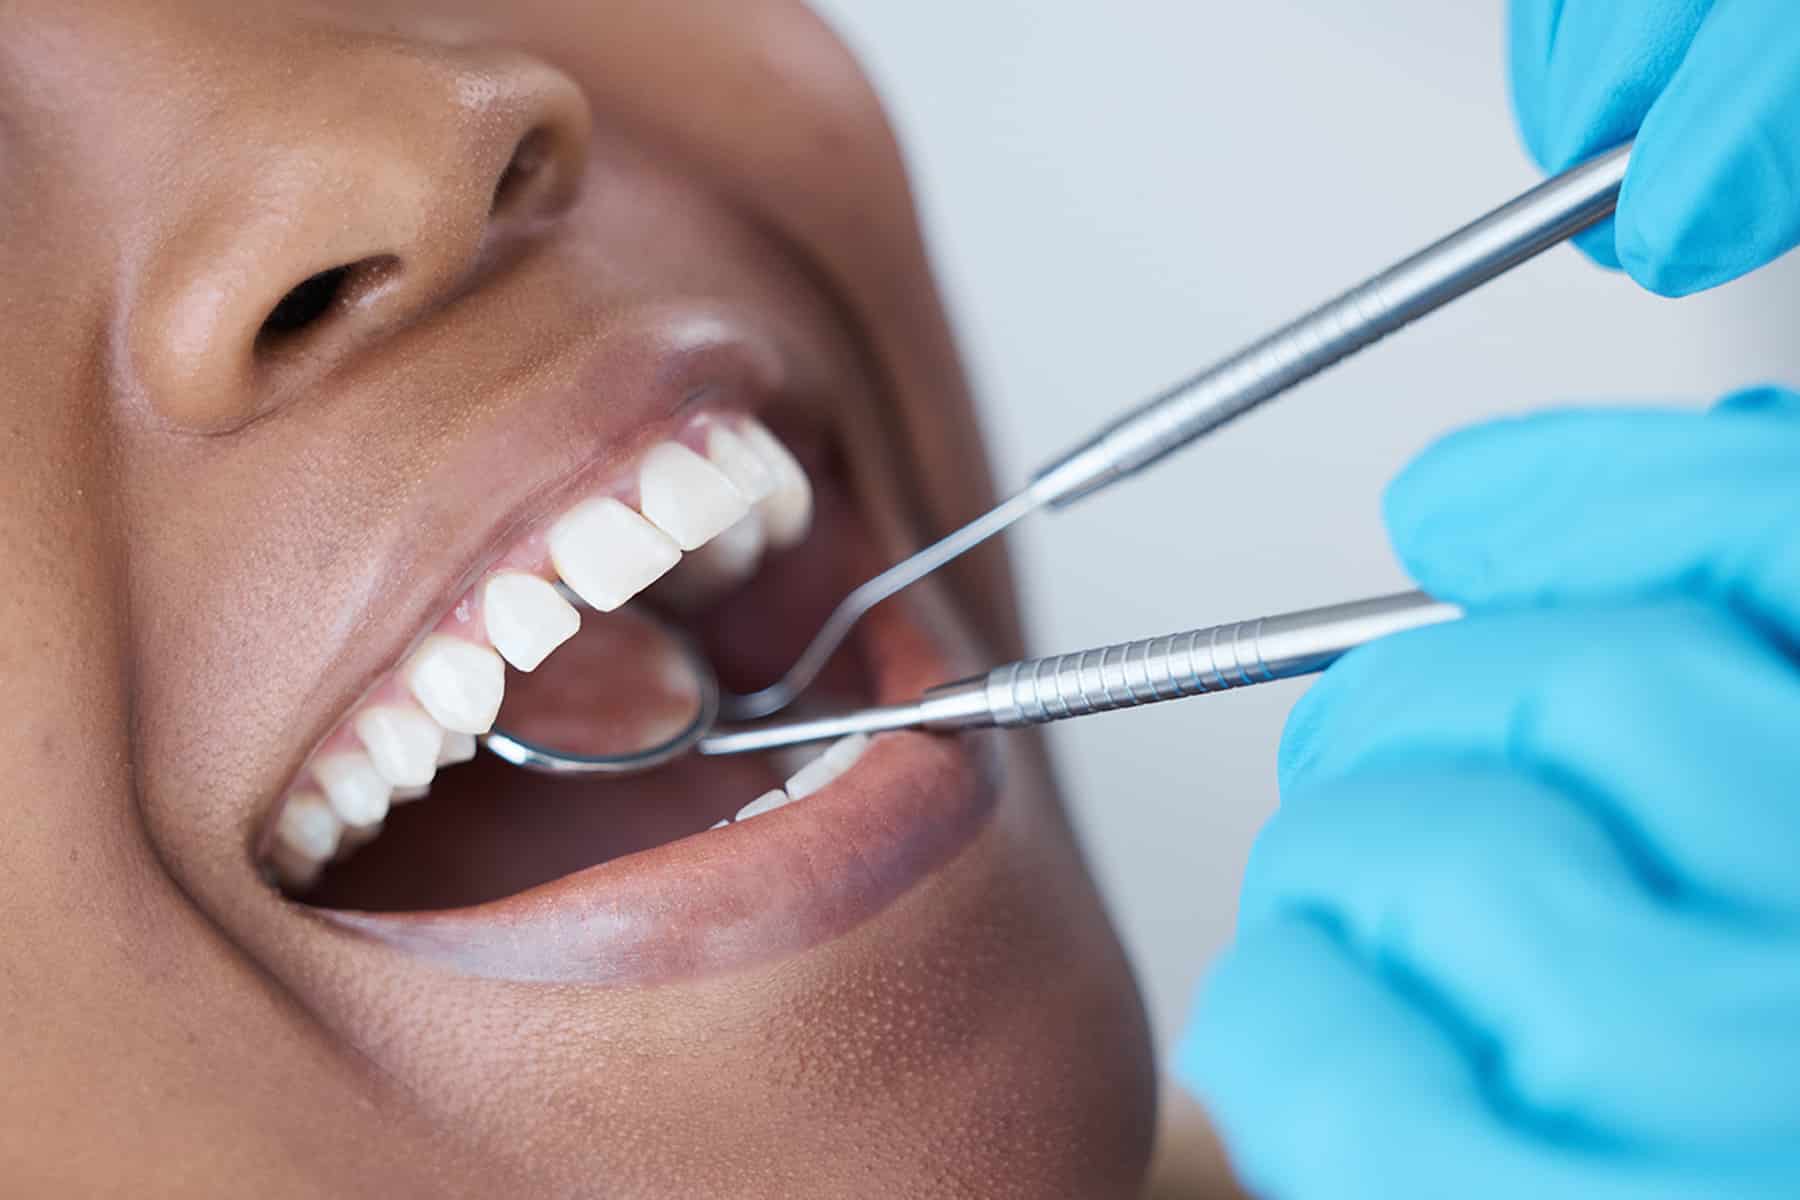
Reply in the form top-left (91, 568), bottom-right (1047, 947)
top-left (129, 42), bottom-right (592, 433)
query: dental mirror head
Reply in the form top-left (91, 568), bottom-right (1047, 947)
top-left (482, 603), bottom-right (720, 776)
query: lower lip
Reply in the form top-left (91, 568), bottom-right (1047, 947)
top-left (318, 728), bottom-right (994, 983)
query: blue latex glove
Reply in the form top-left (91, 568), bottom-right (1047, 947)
top-left (1509, 0), bottom-right (1800, 295)
top-left (1176, 388), bottom-right (1800, 1198)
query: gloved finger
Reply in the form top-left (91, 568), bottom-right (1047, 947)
top-left (1279, 601), bottom-right (1800, 913)
top-left (1507, 0), bottom-right (1711, 172)
top-left (1240, 761), bottom-right (1800, 1153)
top-left (1507, 0), bottom-right (1713, 269)
top-left (1178, 914), bottom-right (1754, 1200)
top-left (1384, 404), bottom-right (1800, 641)
top-left (1617, 0), bottom-right (1800, 295)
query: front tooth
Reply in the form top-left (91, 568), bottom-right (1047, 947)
top-left (355, 704), bottom-right (445, 788)
top-left (638, 442), bottom-right (750, 550)
top-left (406, 635), bottom-right (506, 735)
top-left (784, 733), bottom-right (871, 800)
top-left (735, 789), bottom-right (793, 822)
top-left (437, 730), bottom-right (477, 766)
top-left (483, 572), bottom-right (580, 672)
top-left (549, 497), bottom-right (681, 612)
top-left (738, 420), bottom-right (812, 548)
top-left (312, 752), bottom-right (392, 830)
top-left (274, 791), bottom-right (343, 863)
top-left (706, 425), bottom-right (777, 501)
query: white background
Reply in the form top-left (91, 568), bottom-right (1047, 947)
top-left (810, 0), bottom-right (1800, 1051)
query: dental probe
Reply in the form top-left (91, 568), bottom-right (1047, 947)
top-left (698, 591), bottom-right (1460, 756)
top-left (718, 141), bottom-right (1631, 722)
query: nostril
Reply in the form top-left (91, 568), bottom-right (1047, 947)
top-left (255, 256), bottom-right (398, 352)
top-left (491, 129), bottom-right (537, 214)
top-left (490, 126), bottom-right (570, 218)
top-left (259, 266), bottom-right (352, 342)
top-left (136, 53), bottom-right (591, 434)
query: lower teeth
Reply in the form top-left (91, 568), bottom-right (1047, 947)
top-left (734, 789), bottom-right (792, 822)
top-left (726, 733), bottom-right (871, 825)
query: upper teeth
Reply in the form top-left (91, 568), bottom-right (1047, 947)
top-left (548, 497), bottom-right (681, 613)
top-left (736, 421), bottom-right (812, 549)
top-left (311, 752), bottom-right (392, 829)
top-left (270, 791), bottom-right (342, 888)
top-left (636, 442), bottom-right (751, 551)
top-left (266, 414), bottom-right (814, 890)
top-left (437, 730), bottom-right (479, 766)
top-left (482, 572), bottom-right (580, 673)
top-left (353, 704), bottom-right (445, 789)
top-left (405, 635), bottom-right (507, 735)
top-left (705, 426), bottom-right (777, 502)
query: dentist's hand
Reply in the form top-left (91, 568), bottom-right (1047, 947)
top-left (1177, 389), bottom-right (1800, 1198)
top-left (1510, 0), bottom-right (1800, 295)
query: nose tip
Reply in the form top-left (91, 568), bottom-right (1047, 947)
top-left (132, 47), bottom-right (592, 432)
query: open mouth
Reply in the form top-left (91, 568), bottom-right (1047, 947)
top-left (261, 403), bottom-right (999, 983)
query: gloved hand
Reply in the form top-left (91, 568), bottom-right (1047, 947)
top-left (1509, 0), bottom-right (1800, 295)
top-left (1176, 387), bottom-right (1800, 1198)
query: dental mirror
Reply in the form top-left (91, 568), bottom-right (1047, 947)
top-left (482, 602), bottom-right (720, 776)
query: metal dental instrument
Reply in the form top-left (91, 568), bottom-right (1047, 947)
top-left (715, 141), bottom-right (1632, 723)
top-left (697, 591), bottom-right (1461, 757)
top-left (483, 591), bottom-right (1460, 771)
top-left (482, 141), bottom-right (1628, 776)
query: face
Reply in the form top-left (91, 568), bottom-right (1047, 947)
top-left (0, 2), bottom-right (1153, 1194)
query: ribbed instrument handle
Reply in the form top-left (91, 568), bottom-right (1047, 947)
top-left (945, 591), bottom-right (1461, 730)
top-left (700, 591), bottom-right (1466, 757)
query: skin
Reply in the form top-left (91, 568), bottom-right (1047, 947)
top-left (0, 1), bottom-right (1179, 1196)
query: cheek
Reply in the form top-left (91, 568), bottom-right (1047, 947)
top-left (120, 436), bottom-right (396, 864)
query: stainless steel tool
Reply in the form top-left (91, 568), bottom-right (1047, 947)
top-left (695, 591), bottom-right (1459, 757)
top-left (482, 142), bottom-right (1629, 776)
top-left (715, 142), bottom-right (1631, 723)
